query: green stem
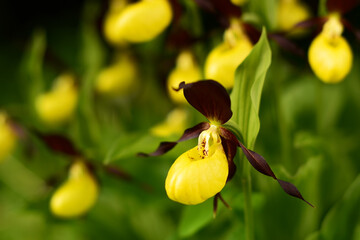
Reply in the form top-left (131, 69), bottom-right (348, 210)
top-left (274, 74), bottom-right (293, 172)
top-left (242, 162), bottom-right (254, 240)
top-left (236, 151), bottom-right (254, 240)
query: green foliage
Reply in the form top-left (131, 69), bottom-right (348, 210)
top-left (0, 0), bottom-right (360, 240)
top-left (178, 200), bottom-right (213, 238)
top-left (231, 27), bottom-right (272, 148)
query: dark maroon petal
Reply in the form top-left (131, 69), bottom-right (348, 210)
top-left (219, 127), bottom-right (240, 181)
top-left (194, 0), bottom-right (241, 19)
top-left (39, 134), bottom-right (80, 156)
top-left (278, 180), bottom-right (314, 207)
top-left (293, 17), bottom-right (326, 29)
top-left (220, 136), bottom-right (237, 181)
top-left (242, 23), bottom-right (261, 44)
top-left (175, 80), bottom-right (232, 124)
top-left (239, 143), bottom-right (276, 179)
top-left (213, 193), bottom-right (231, 218)
top-left (104, 165), bottom-right (133, 181)
top-left (268, 33), bottom-right (305, 57)
top-left (138, 122), bottom-right (210, 157)
top-left (327, 0), bottom-right (360, 14)
top-left (239, 142), bottom-right (313, 206)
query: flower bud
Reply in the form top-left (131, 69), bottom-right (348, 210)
top-left (35, 74), bottom-right (78, 125)
top-left (104, 0), bottom-right (173, 44)
top-left (95, 53), bottom-right (138, 97)
top-left (205, 20), bottom-right (253, 89)
top-left (0, 113), bottom-right (16, 162)
top-left (277, 0), bottom-right (310, 34)
top-left (167, 51), bottom-right (201, 104)
top-left (308, 14), bottom-right (353, 83)
top-left (165, 125), bottom-right (228, 205)
top-left (50, 161), bottom-right (99, 218)
top-left (150, 108), bottom-right (188, 137)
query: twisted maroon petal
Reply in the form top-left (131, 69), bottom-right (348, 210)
top-left (221, 127), bottom-right (313, 207)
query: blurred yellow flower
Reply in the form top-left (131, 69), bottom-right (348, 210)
top-left (167, 51), bottom-right (201, 104)
top-left (96, 53), bottom-right (138, 97)
top-left (50, 160), bottom-right (99, 218)
top-left (308, 14), bottom-right (353, 83)
top-left (230, 0), bottom-right (247, 6)
top-left (277, 0), bottom-right (310, 34)
top-left (0, 113), bottom-right (16, 162)
top-left (205, 19), bottom-right (253, 89)
top-left (35, 73), bottom-right (78, 125)
top-left (104, 0), bottom-right (173, 45)
top-left (151, 108), bottom-right (188, 137)
top-left (165, 125), bottom-right (228, 205)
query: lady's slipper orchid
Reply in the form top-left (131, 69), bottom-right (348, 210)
top-left (167, 51), bottom-right (201, 104)
top-left (50, 160), bottom-right (99, 218)
top-left (204, 19), bottom-right (253, 89)
top-left (308, 14), bottom-right (353, 83)
top-left (0, 112), bottom-right (17, 162)
top-left (104, 0), bottom-right (173, 44)
top-left (151, 108), bottom-right (188, 138)
top-left (277, 0), bottom-right (311, 34)
top-left (141, 80), bottom-right (312, 209)
top-left (165, 125), bottom-right (228, 205)
top-left (95, 52), bottom-right (138, 97)
top-left (35, 73), bottom-right (78, 125)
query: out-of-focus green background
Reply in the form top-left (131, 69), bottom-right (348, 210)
top-left (0, 0), bottom-right (359, 239)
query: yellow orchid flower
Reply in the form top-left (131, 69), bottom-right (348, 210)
top-left (205, 19), bottom-right (253, 89)
top-left (50, 160), bottom-right (99, 218)
top-left (142, 80), bottom-right (312, 209)
top-left (104, 0), bottom-right (173, 45)
top-left (308, 14), bottom-right (353, 83)
top-left (277, 0), bottom-right (311, 35)
top-left (165, 125), bottom-right (228, 205)
top-left (167, 51), bottom-right (201, 104)
top-left (35, 73), bottom-right (78, 125)
top-left (0, 113), bottom-right (16, 162)
top-left (150, 108), bottom-right (188, 138)
top-left (96, 53), bottom-right (138, 97)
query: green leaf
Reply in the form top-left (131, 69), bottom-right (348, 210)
top-left (230, 27), bottom-right (272, 149)
top-left (72, 1), bottom-right (105, 152)
top-left (19, 29), bottom-right (46, 104)
top-left (319, 174), bottom-right (360, 240)
top-left (104, 133), bottom-right (163, 164)
top-left (178, 200), bottom-right (213, 238)
top-left (248, 0), bottom-right (278, 30)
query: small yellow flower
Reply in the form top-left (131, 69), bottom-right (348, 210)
top-left (205, 19), bottom-right (253, 89)
top-left (104, 0), bottom-right (173, 44)
top-left (50, 160), bottom-right (99, 218)
top-left (277, 0), bottom-right (311, 34)
top-left (165, 125), bottom-right (228, 205)
top-left (35, 73), bottom-right (78, 125)
top-left (0, 113), bottom-right (16, 162)
top-left (150, 108), bottom-right (188, 137)
top-left (308, 14), bottom-right (353, 83)
top-left (95, 53), bottom-right (138, 96)
top-left (167, 51), bottom-right (201, 104)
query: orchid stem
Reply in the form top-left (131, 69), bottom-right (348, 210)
top-left (242, 161), bottom-right (254, 240)
top-left (237, 151), bottom-right (254, 240)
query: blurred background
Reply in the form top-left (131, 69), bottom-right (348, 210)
top-left (0, 0), bottom-right (359, 239)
